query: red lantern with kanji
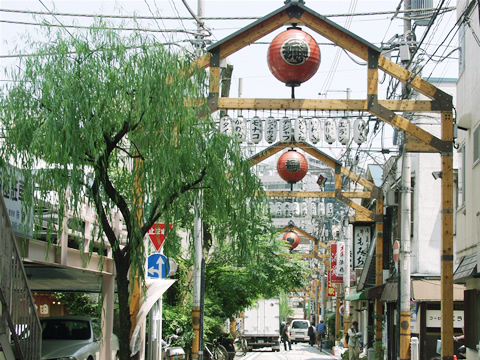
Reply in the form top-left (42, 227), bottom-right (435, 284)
top-left (277, 150), bottom-right (308, 184)
top-left (267, 26), bottom-right (321, 87)
top-left (283, 231), bottom-right (300, 250)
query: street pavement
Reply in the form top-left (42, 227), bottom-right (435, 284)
top-left (235, 342), bottom-right (341, 360)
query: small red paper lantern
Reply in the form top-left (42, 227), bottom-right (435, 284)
top-left (277, 150), bottom-right (308, 184)
top-left (267, 26), bottom-right (321, 87)
top-left (283, 231), bottom-right (300, 250)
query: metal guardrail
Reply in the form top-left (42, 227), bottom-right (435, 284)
top-left (0, 194), bottom-right (41, 360)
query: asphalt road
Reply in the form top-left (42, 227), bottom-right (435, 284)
top-left (235, 342), bottom-right (340, 360)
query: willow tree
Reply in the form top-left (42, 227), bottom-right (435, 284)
top-left (1, 22), bottom-right (266, 359)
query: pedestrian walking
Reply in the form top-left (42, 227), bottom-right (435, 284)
top-left (316, 320), bottom-right (326, 350)
top-left (280, 321), bottom-right (292, 351)
top-left (308, 322), bottom-right (316, 346)
top-left (347, 320), bottom-right (361, 360)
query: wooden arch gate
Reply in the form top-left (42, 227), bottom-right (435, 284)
top-left (192, 1), bottom-right (454, 359)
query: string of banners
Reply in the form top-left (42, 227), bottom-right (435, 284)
top-left (218, 114), bottom-right (369, 145)
top-left (270, 200), bottom-right (335, 218)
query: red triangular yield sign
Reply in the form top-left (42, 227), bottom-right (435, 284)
top-left (148, 223), bottom-right (172, 251)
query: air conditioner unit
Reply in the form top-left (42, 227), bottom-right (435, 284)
top-left (386, 190), bottom-right (399, 206)
top-left (411, 0), bottom-right (434, 26)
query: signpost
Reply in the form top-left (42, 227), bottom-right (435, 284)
top-left (148, 223), bottom-right (172, 251)
top-left (147, 254), bottom-right (170, 279)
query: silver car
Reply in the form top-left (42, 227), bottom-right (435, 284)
top-left (40, 316), bottom-right (119, 360)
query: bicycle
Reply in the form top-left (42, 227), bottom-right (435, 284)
top-left (204, 339), bottom-right (229, 360)
top-left (234, 331), bottom-right (248, 356)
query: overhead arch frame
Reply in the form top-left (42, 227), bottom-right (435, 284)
top-left (192, 0), bottom-right (454, 356)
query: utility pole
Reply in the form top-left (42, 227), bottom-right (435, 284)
top-left (320, 264), bottom-right (326, 323)
top-left (343, 217), bottom-right (351, 344)
top-left (399, 2), bottom-right (412, 360)
top-left (192, 2), bottom-right (205, 359)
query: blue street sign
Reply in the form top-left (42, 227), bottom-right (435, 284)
top-left (147, 254), bottom-right (170, 279)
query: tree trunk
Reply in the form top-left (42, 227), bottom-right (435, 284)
top-left (116, 256), bottom-right (132, 360)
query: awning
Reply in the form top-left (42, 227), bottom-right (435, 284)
top-left (366, 284), bottom-right (385, 300)
top-left (453, 253), bottom-right (478, 283)
top-left (380, 279), bottom-right (465, 302)
top-left (380, 282), bottom-right (397, 303)
top-left (412, 279), bottom-right (465, 302)
top-left (346, 291), bottom-right (366, 301)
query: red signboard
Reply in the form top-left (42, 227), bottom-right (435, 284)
top-left (327, 270), bottom-right (336, 297)
top-left (148, 223), bottom-right (173, 251)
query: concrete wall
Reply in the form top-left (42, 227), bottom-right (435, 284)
top-left (456, 0), bottom-right (480, 259)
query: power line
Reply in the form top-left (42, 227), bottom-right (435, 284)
top-left (0, 6), bottom-right (456, 21)
top-left (0, 19), bottom-right (204, 36)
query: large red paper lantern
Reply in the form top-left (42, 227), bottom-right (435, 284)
top-left (283, 231), bottom-right (300, 250)
top-left (267, 26), bottom-right (321, 87)
top-left (277, 150), bottom-right (308, 184)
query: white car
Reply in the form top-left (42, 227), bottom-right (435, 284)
top-left (289, 319), bottom-right (310, 343)
top-left (40, 316), bottom-right (119, 360)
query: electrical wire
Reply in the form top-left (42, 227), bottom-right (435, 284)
top-left (142, 0), bottom-right (171, 44)
top-left (37, 0), bottom-right (74, 39)
top-left (0, 19), bottom-right (205, 35)
top-left (319, 0), bottom-right (358, 96)
top-left (0, 7), bottom-right (456, 20)
top-left (381, 0), bottom-right (404, 45)
top-left (413, 0), bottom-right (478, 82)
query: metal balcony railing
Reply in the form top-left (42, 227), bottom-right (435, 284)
top-left (0, 194), bottom-right (41, 360)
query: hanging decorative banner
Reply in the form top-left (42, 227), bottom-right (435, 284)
top-left (251, 116), bottom-right (263, 143)
top-left (270, 201), bottom-right (276, 216)
top-left (301, 202), bottom-right (308, 217)
top-left (318, 202), bottom-right (325, 217)
top-left (336, 241), bottom-right (345, 276)
top-left (280, 117), bottom-right (292, 142)
top-left (294, 116), bottom-right (307, 142)
top-left (284, 202), bottom-right (292, 217)
top-left (324, 118), bottom-right (336, 144)
top-left (276, 201), bottom-right (284, 217)
top-left (353, 225), bottom-right (371, 268)
top-left (293, 202), bottom-right (300, 217)
top-left (310, 201), bottom-right (317, 217)
top-left (220, 115), bottom-right (233, 136)
top-left (327, 270), bottom-right (336, 297)
top-left (354, 117), bottom-right (368, 144)
top-left (233, 115), bottom-right (246, 142)
top-left (266, 116), bottom-right (278, 143)
top-left (309, 117), bottom-right (321, 143)
top-left (338, 117), bottom-right (351, 145)
top-left (326, 202), bottom-right (334, 218)
top-left (330, 243), bottom-right (343, 283)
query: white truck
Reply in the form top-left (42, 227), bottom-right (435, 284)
top-left (241, 298), bottom-right (281, 352)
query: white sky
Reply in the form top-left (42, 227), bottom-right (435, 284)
top-left (0, 0), bottom-right (459, 163)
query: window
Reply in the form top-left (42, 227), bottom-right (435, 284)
top-left (474, 124), bottom-right (480, 165)
top-left (457, 145), bottom-right (465, 207)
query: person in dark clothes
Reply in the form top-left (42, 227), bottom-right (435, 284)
top-left (280, 321), bottom-right (292, 351)
top-left (308, 322), bottom-right (316, 346)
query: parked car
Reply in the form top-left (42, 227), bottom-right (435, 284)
top-left (289, 319), bottom-right (310, 343)
top-left (40, 316), bottom-right (119, 360)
